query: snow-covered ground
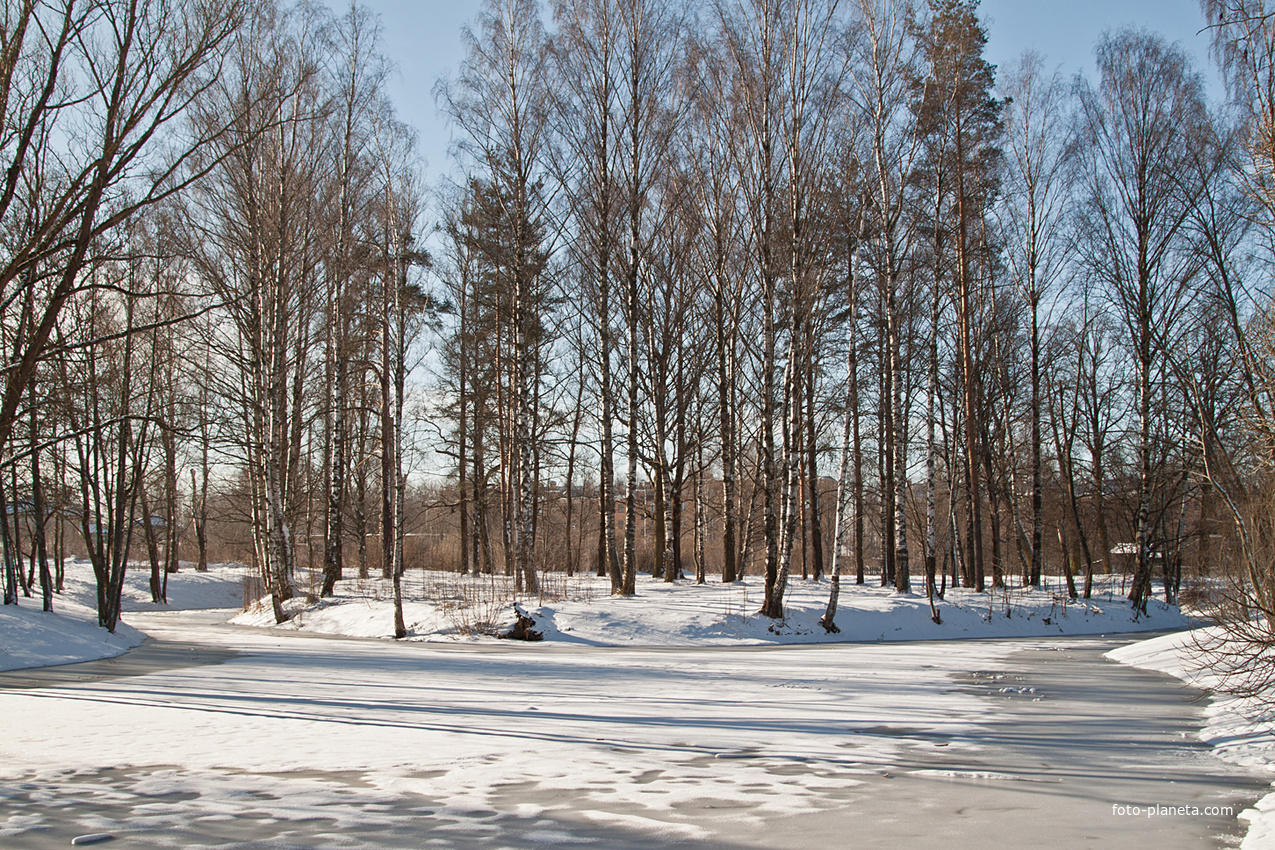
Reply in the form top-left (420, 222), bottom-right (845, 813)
top-left (0, 597), bottom-right (143, 672)
top-left (0, 603), bottom-right (1255, 848)
top-left (230, 568), bottom-right (1193, 645)
top-left (0, 560), bottom-right (245, 672)
top-left (1110, 630), bottom-right (1275, 850)
top-left (1, 611), bottom-right (1041, 845)
top-left (2, 560), bottom-right (1192, 673)
top-left (0, 561), bottom-right (1264, 848)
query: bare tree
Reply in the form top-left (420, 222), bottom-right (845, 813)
top-left (1074, 28), bottom-right (1212, 612)
top-left (774, 0), bottom-right (842, 608)
top-left (610, 0), bottom-right (681, 595)
top-left (846, 0), bottom-right (922, 595)
top-left (685, 29), bottom-right (748, 583)
top-left (718, 0), bottom-right (785, 610)
top-left (0, 0), bottom-right (243, 487)
top-left (822, 149), bottom-right (869, 632)
top-left (369, 110), bottom-right (429, 639)
top-left (551, 0), bottom-right (625, 590)
top-left (320, 1), bottom-right (388, 597)
top-left (59, 263), bottom-right (157, 632)
top-left (180, 1), bottom-right (332, 622)
top-left (912, 0), bottom-right (1002, 594)
top-left (1186, 0), bottom-right (1275, 696)
top-left (999, 51), bottom-right (1069, 587)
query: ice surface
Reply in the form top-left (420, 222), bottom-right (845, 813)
top-left (1110, 630), bottom-right (1275, 850)
top-left (0, 561), bottom-right (1263, 848)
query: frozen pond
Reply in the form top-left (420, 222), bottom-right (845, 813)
top-left (0, 613), bottom-right (1263, 848)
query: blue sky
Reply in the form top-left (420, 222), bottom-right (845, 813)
top-left (356, 0), bottom-right (1218, 188)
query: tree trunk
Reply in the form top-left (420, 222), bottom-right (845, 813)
top-left (805, 331), bottom-right (824, 582)
top-left (29, 382), bottom-right (51, 611)
top-left (140, 486), bottom-right (164, 604)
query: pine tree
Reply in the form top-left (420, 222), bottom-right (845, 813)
top-left (911, 0), bottom-right (1002, 592)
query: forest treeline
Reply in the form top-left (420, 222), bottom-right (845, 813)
top-left (4, 0), bottom-right (1275, 661)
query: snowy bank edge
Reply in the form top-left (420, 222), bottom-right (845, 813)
top-left (231, 575), bottom-right (1197, 646)
top-left (0, 561), bottom-right (245, 673)
top-left (0, 601), bottom-right (143, 672)
top-left (1107, 630), bottom-right (1275, 850)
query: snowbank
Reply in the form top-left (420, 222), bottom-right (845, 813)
top-left (50, 559), bottom-right (249, 613)
top-left (1109, 629), bottom-right (1275, 850)
top-left (4, 560), bottom-right (1193, 674)
top-left (232, 571), bottom-right (1194, 645)
top-left (0, 560), bottom-right (245, 672)
top-left (0, 596), bottom-right (142, 671)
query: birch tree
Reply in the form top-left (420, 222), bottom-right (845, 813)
top-left (551, 0), bottom-right (625, 590)
top-left (847, 0), bottom-right (922, 595)
top-left (320, 1), bottom-right (388, 597)
top-left (685, 30), bottom-right (749, 583)
top-left (773, 0), bottom-right (842, 609)
top-left (999, 51), bottom-right (1068, 587)
top-left (1074, 28), bottom-right (1212, 613)
top-left (718, 0), bottom-right (785, 610)
top-left (613, 0), bottom-right (680, 595)
top-left (822, 144), bottom-right (869, 631)
top-left (181, 1), bottom-right (331, 622)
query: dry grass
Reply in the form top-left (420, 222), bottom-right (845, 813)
top-left (414, 568), bottom-right (601, 636)
top-left (241, 563), bottom-right (601, 637)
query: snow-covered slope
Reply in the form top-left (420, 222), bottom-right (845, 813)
top-left (0, 560), bottom-right (245, 672)
top-left (0, 597), bottom-right (143, 671)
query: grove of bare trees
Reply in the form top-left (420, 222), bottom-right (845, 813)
top-left (8, 0), bottom-right (1275, 701)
